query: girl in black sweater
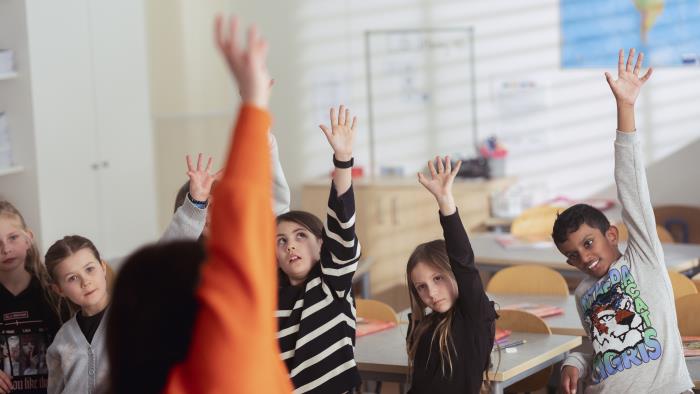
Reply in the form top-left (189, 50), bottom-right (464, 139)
top-left (406, 156), bottom-right (498, 394)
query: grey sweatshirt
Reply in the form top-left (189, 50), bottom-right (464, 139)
top-left (159, 132), bottom-right (291, 242)
top-left (563, 131), bottom-right (693, 393)
top-left (46, 315), bottom-right (108, 394)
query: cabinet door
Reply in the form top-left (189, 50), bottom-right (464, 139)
top-left (26, 0), bottom-right (102, 252)
top-left (88, 0), bottom-right (158, 258)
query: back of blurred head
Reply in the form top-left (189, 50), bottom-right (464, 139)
top-left (106, 240), bottom-right (205, 394)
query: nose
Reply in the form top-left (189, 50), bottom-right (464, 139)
top-left (81, 277), bottom-right (91, 288)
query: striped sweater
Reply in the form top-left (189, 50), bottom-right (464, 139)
top-left (277, 182), bottom-right (362, 393)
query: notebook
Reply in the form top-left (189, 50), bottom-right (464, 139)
top-left (502, 303), bottom-right (564, 318)
top-left (356, 318), bottom-right (397, 337)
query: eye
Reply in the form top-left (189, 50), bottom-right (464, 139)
top-left (296, 232), bottom-right (307, 240)
top-left (584, 239), bottom-right (593, 248)
top-left (8, 234), bottom-right (18, 241)
top-left (86, 266), bottom-right (95, 273)
top-left (566, 253), bottom-right (579, 264)
top-left (67, 275), bottom-right (77, 282)
top-left (416, 284), bottom-right (426, 291)
top-left (277, 238), bottom-right (287, 247)
top-left (434, 275), bottom-right (442, 282)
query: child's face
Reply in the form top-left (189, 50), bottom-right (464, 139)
top-left (51, 248), bottom-right (109, 316)
top-left (556, 223), bottom-right (622, 278)
top-left (276, 220), bottom-right (322, 286)
top-left (410, 261), bottom-right (458, 313)
top-left (0, 216), bottom-right (33, 274)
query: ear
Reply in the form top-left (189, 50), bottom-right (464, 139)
top-left (50, 283), bottom-right (64, 297)
top-left (25, 229), bottom-right (34, 241)
top-left (606, 225), bottom-right (619, 244)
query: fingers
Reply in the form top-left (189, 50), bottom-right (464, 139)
top-left (186, 154), bottom-right (195, 172)
top-left (604, 71), bottom-right (615, 89)
top-left (633, 51), bottom-right (643, 75)
top-left (204, 157), bottom-right (213, 173)
top-left (437, 155), bottom-right (445, 173)
top-left (196, 153), bottom-right (203, 171)
top-left (330, 107), bottom-right (338, 127)
top-left (641, 67), bottom-right (653, 82)
top-left (617, 48), bottom-right (624, 76)
top-left (0, 371), bottom-right (11, 393)
top-left (213, 169), bottom-right (224, 181)
top-left (319, 125), bottom-right (332, 140)
top-left (214, 15), bottom-right (225, 51)
top-left (428, 158), bottom-right (437, 178)
top-left (451, 160), bottom-right (462, 176)
top-left (228, 16), bottom-right (240, 58)
top-left (417, 172), bottom-right (428, 187)
top-left (625, 48), bottom-right (635, 72)
top-left (338, 105), bottom-right (346, 125)
top-left (444, 155), bottom-right (452, 173)
top-left (350, 116), bottom-right (358, 131)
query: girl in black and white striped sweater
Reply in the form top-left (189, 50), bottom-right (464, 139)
top-left (275, 105), bottom-right (361, 394)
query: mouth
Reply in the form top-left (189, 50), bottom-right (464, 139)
top-left (288, 255), bottom-right (301, 264)
top-left (587, 258), bottom-right (600, 270)
top-left (84, 289), bottom-right (97, 297)
top-left (1, 257), bottom-right (15, 265)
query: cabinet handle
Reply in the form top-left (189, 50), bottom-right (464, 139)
top-left (90, 163), bottom-right (99, 170)
top-left (391, 197), bottom-right (398, 225)
top-left (101, 161), bottom-right (109, 168)
top-left (376, 197), bottom-right (384, 225)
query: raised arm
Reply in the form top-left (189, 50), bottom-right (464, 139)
top-left (317, 106), bottom-right (360, 295)
top-left (269, 133), bottom-right (291, 215)
top-left (160, 154), bottom-right (219, 242)
top-left (418, 156), bottom-right (495, 321)
top-left (605, 49), bottom-right (662, 261)
top-left (165, 16), bottom-right (292, 394)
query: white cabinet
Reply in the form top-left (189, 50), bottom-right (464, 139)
top-left (0, 0), bottom-right (157, 259)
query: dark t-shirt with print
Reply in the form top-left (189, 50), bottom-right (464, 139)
top-left (1, 277), bottom-right (64, 394)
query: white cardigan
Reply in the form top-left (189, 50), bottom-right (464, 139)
top-left (46, 313), bottom-right (108, 394)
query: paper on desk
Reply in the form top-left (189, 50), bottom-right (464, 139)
top-left (496, 234), bottom-right (554, 249)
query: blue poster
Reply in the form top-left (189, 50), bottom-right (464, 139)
top-left (561, 0), bottom-right (700, 67)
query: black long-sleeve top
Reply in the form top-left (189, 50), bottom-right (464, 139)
top-left (408, 210), bottom-right (497, 394)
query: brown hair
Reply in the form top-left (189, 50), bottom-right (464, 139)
top-left (405, 239), bottom-right (458, 378)
top-left (275, 211), bottom-right (323, 285)
top-left (0, 201), bottom-right (67, 321)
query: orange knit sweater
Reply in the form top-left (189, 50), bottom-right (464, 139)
top-left (164, 105), bottom-right (293, 394)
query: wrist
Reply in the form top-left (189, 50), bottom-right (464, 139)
top-left (187, 193), bottom-right (208, 208)
top-left (436, 195), bottom-right (456, 215)
top-left (333, 154), bottom-right (353, 168)
top-left (333, 153), bottom-right (352, 162)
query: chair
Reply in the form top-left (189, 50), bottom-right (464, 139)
top-left (510, 205), bottom-right (562, 242)
top-left (675, 293), bottom-right (700, 336)
top-left (486, 265), bottom-right (569, 297)
top-left (668, 271), bottom-right (698, 299)
top-left (614, 222), bottom-right (675, 244)
top-left (654, 205), bottom-right (700, 244)
top-left (356, 298), bottom-right (398, 324)
top-left (693, 273), bottom-right (700, 292)
top-left (495, 309), bottom-right (552, 393)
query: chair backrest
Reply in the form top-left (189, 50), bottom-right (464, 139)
top-left (615, 222), bottom-right (675, 244)
top-left (495, 309), bottom-right (551, 392)
top-left (486, 265), bottom-right (569, 296)
top-left (654, 205), bottom-right (700, 244)
top-left (693, 273), bottom-right (700, 293)
top-left (356, 298), bottom-right (398, 324)
top-left (510, 205), bottom-right (561, 242)
top-left (675, 293), bottom-right (700, 336)
top-left (668, 271), bottom-right (698, 299)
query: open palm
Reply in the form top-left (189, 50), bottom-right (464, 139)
top-left (418, 156), bottom-right (461, 201)
top-left (319, 105), bottom-right (356, 160)
top-left (605, 48), bottom-right (653, 106)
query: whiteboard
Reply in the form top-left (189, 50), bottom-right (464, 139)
top-left (365, 28), bottom-right (477, 176)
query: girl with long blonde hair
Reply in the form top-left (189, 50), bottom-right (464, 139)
top-left (405, 156), bottom-right (497, 394)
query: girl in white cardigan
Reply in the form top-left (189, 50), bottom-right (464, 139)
top-left (44, 236), bottom-right (110, 394)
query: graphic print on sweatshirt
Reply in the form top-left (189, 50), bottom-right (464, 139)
top-left (579, 264), bottom-right (662, 384)
top-left (1, 311), bottom-right (51, 392)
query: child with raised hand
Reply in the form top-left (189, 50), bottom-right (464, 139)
top-left (275, 104), bottom-right (361, 393)
top-left (405, 156), bottom-right (497, 394)
top-left (44, 236), bottom-right (110, 394)
top-left (106, 15), bottom-right (293, 394)
top-left (0, 201), bottom-right (69, 394)
top-left (555, 49), bottom-right (693, 394)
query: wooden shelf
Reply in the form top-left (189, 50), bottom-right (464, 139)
top-left (0, 165), bottom-right (23, 177)
top-left (0, 71), bottom-right (18, 81)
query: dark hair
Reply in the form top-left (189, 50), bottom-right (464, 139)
top-left (552, 203), bottom-right (610, 245)
top-left (275, 211), bottom-right (323, 285)
top-left (174, 181), bottom-right (190, 213)
top-left (107, 240), bottom-right (205, 394)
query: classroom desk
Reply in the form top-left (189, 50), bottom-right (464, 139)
top-left (470, 233), bottom-right (700, 275)
top-left (355, 324), bottom-right (581, 394)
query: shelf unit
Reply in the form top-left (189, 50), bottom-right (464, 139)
top-left (0, 165), bottom-right (23, 177)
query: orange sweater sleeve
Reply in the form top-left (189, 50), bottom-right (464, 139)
top-left (165, 105), bottom-right (293, 394)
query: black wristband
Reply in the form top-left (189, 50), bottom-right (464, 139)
top-left (333, 155), bottom-right (354, 169)
top-left (187, 193), bottom-right (208, 207)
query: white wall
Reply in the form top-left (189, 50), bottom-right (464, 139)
top-left (147, 0), bottom-right (700, 228)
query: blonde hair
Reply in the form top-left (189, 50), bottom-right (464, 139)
top-left (405, 239), bottom-right (458, 378)
top-left (0, 201), bottom-right (68, 321)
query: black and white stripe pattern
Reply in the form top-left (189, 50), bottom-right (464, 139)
top-left (277, 183), bottom-right (361, 393)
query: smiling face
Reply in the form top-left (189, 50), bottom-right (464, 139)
top-left (276, 220), bottom-right (322, 286)
top-left (556, 223), bottom-right (622, 278)
top-left (51, 248), bottom-right (109, 316)
top-left (410, 261), bottom-right (458, 313)
top-left (0, 215), bottom-right (33, 275)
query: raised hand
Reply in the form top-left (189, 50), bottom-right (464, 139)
top-left (417, 156), bottom-right (461, 216)
top-left (604, 48), bottom-right (653, 107)
top-left (214, 15), bottom-right (270, 108)
top-left (319, 105), bottom-right (357, 162)
top-left (186, 153), bottom-right (222, 202)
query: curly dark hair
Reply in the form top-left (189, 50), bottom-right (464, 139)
top-left (552, 203), bottom-right (610, 245)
